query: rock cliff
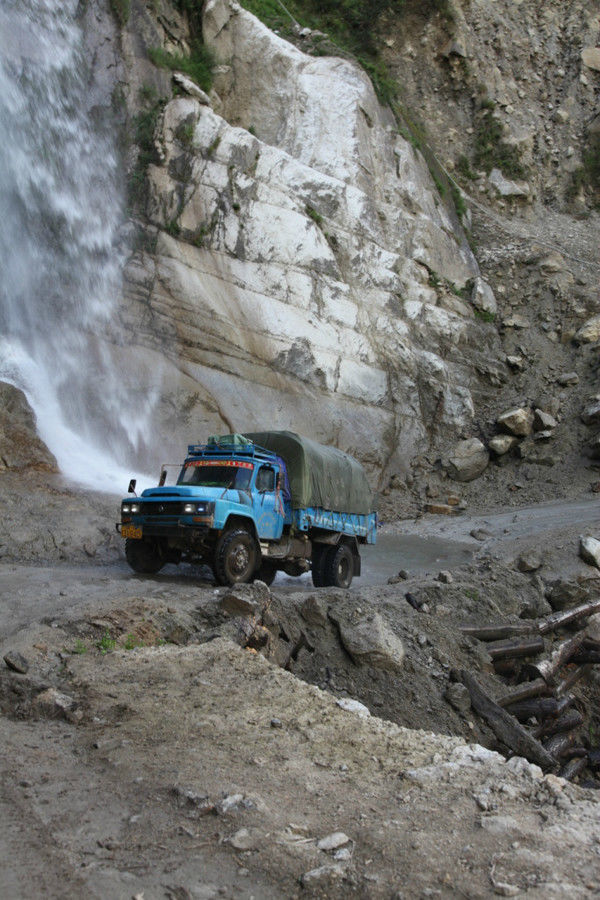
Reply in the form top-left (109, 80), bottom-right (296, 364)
top-left (75, 0), bottom-right (600, 503)
top-left (97, 0), bottom-right (507, 481)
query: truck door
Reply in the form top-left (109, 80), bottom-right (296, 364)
top-left (253, 465), bottom-right (284, 540)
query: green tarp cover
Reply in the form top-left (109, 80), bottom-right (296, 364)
top-left (243, 431), bottom-right (376, 515)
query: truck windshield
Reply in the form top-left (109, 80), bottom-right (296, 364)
top-left (178, 462), bottom-right (253, 490)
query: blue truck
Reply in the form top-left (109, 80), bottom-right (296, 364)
top-left (118, 431), bottom-right (377, 588)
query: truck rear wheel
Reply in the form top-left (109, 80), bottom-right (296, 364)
top-left (125, 538), bottom-right (164, 575)
top-left (311, 544), bottom-right (328, 587)
top-left (214, 528), bottom-right (258, 585)
top-left (323, 544), bottom-right (354, 589)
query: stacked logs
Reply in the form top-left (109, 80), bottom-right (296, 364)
top-left (459, 598), bottom-right (600, 780)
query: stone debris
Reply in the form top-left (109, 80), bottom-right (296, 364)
top-left (516, 550), bottom-right (543, 572)
top-left (300, 863), bottom-right (345, 886)
top-left (3, 651), bottom-right (29, 674)
top-left (581, 401), bottom-right (600, 426)
top-left (579, 536), bottom-right (600, 569)
top-left (317, 832), bottom-right (350, 851)
top-left (497, 407), bottom-right (534, 437)
top-left (575, 315), bottom-right (600, 344)
top-left (32, 688), bottom-right (81, 723)
top-left (336, 698), bottom-right (371, 718)
top-left (489, 435), bottom-right (519, 456)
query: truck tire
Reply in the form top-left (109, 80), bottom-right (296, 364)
top-left (253, 560), bottom-right (277, 586)
top-left (125, 538), bottom-right (164, 575)
top-left (214, 528), bottom-right (258, 585)
top-left (311, 544), bottom-right (328, 587)
top-left (323, 543), bottom-right (354, 589)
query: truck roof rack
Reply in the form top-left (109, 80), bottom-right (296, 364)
top-left (186, 441), bottom-right (278, 465)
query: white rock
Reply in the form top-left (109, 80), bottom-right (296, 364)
top-left (488, 168), bottom-right (529, 198)
top-left (489, 435), bottom-right (518, 456)
top-left (497, 407), bottom-right (534, 437)
top-left (579, 536), bottom-right (600, 569)
top-left (317, 832), bottom-right (350, 851)
top-left (582, 48), bottom-right (600, 71)
top-left (471, 277), bottom-right (497, 315)
top-left (172, 72), bottom-right (212, 104)
top-left (336, 698), bottom-right (371, 718)
top-left (533, 409), bottom-right (557, 431)
top-left (575, 315), bottom-right (600, 344)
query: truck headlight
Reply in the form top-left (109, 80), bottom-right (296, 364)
top-left (130, 503), bottom-right (141, 514)
top-left (183, 503), bottom-right (195, 514)
top-left (122, 503), bottom-right (131, 514)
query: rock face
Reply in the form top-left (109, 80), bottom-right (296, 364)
top-left (0, 383), bottom-right (57, 472)
top-left (117, 0), bottom-right (501, 475)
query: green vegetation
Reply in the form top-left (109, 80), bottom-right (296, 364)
top-left (71, 639), bottom-right (87, 655)
top-left (473, 101), bottom-right (527, 181)
top-left (128, 86), bottom-right (166, 212)
top-left (96, 630), bottom-right (117, 655)
top-left (306, 204), bottom-right (324, 227)
top-left (474, 308), bottom-right (496, 324)
top-left (124, 633), bottom-right (140, 650)
top-left (456, 154), bottom-right (476, 181)
top-left (175, 120), bottom-right (196, 148)
top-left (567, 132), bottom-right (600, 206)
top-left (148, 42), bottom-right (214, 92)
top-left (109, 0), bottom-right (130, 26)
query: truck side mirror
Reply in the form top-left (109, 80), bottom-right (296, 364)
top-left (128, 478), bottom-right (137, 494)
top-left (158, 470), bottom-right (167, 487)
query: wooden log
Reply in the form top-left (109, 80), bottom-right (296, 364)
top-left (460, 623), bottom-right (537, 641)
top-left (504, 697), bottom-right (559, 723)
top-left (486, 635), bottom-right (545, 661)
top-left (555, 664), bottom-right (592, 698)
top-left (534, 709), bottom-right (584, 739)
top-left (543, 731), bottom-right (577, 759)
top-left (587, 749), bottom-right (600, 769)
top-left (559, 756), bottom-right (588, 781)
top-left (570, 650), bottom-right (600, 664)
top-left (497, 678), bottom-right (550, 708)
top-left (493, 659), bottom-right (520, 679)
top-left (459, 670), bottom-right (558, 771)
top-left (525, 633), bottom-right (587, 685)
top-left (538, 598), bottom-right (600, 635)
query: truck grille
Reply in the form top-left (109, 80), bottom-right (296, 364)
top-left (141, 501), bottom-right (186, 516)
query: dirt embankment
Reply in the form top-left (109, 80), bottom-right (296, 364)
top-left (3, 472), bottom-right (600, 897)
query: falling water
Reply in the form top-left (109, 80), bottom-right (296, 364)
top-left (0, 0), bottom-right (156, 492)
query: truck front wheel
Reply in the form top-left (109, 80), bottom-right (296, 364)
top-left (125, 538), bottom-right (164, 575)
top-left (214, 528), bottom-right (258, 585)
top-left (323, 544), bottom-right (354, 589)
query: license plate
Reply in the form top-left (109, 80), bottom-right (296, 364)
top-left (122, 524), bottom-right (142, 539)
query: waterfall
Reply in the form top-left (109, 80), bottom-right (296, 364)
top-left (0, 0), bottom-right (156, 493)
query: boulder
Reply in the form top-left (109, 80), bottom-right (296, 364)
top-left (516, 550), bottom-right (543, 573)
top-left (533, 409), bottom-right (557, 432)
top-left (580, 536), bottom-right (600, 569)
top-left (488, 168), bottom-right (529, 198)
top-left (489, 435), bottom-right (519, 456)
top-left (497, 407), bottom-right (534, 437)
top-left (582, 48), bottom-right (600, 72)
top-left (575, 316), bottom-right (600, 344)
top-left (581, 401), bottom-right (600, 426)
top-left (445, 438), bottom-right (489, 482)
top-left (470, 277), bottom-right (497, 315)
top-left (546, 579), bottom-right (588, 612)
top-left (557, 372), bottom-right (579, 387)
top-left (334, 612), bottom-right (405, 673)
